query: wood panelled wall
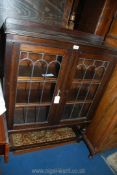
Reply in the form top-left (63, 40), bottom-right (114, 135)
top-left (0, 0), bottom-right (73, 28)
top-left (86, 65), bottom-right (117, 152)
top-left (105, 12), bottom-right (117, 48)
top-left (94, 0), bottom-right (117, 36)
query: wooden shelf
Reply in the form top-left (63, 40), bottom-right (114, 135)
top-left (66, 100), bottom-right (92, 105)
top-left (17, 76), bottom-right (57, 83)
top-left (16, 100), bottom-right (92, 108)
top-left (73, 79), bottom-right (101, 84)
top-left (15, 102), bottom-right (51, 108)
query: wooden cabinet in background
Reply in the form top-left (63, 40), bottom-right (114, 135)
top-left (1, 18), bottom-right (117, 152)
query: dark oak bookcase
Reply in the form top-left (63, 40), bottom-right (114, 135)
top-left (1, 18), bottom-right (117, 153)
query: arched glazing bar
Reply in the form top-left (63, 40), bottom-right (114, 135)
top-left (86, 61), bottom-right (110, 119)
top-left (36, 57), bottom-right (61, 122)
top-left (68, 58), bottom-right (110, 119)
top-left (16, 51), bottom-right (63, 123)
top-left (69, 59), bottom-right (87, 119)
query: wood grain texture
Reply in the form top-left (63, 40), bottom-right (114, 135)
top-left (0, 117), bottom-right (6, 143)
top-left (108, 14), bottom-right (117, 36)
top-left (95, 0), bottom-right (117, 36)
top-left (105, 13), bottom-right (117, 48)
top-left (105, 36), bottom-right (117, 48)
top-left (86, 65), bottom-right (117, 152)
top-left (0, 0), bottom-right (68, 28)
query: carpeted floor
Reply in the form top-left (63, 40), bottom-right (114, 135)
top-left (0, 141), bottom-right (116, 175)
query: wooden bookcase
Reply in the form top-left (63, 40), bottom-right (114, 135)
top-left (1, 18), bottom-right (117, 152)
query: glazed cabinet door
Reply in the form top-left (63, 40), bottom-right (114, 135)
top-left (59, 52), bottom-right (114, 126)
top-left (5, 42), bottom-right (69, 129)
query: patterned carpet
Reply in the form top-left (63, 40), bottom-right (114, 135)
top-left (10, 127), bottom-right (77, 148)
